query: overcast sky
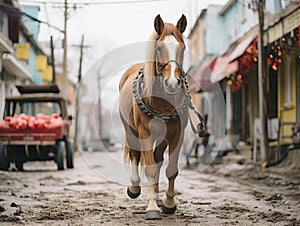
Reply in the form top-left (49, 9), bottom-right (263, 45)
top-left (20, 0), bottom-right (228, 75)
top-left (35, 0), bottom-right (228, 44)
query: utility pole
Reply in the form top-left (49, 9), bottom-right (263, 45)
top-left (73, 35), bottom-right (89, 147)
top-left (257, 0), bottom-right (269, 162)
top-left (62, 0), bottom-right (68, 100)
top-left (77, 35), bottom-right (85, 83)
top-left (50, 36), bottom-right (56, 83)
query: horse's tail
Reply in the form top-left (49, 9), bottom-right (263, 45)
top-left (123, 145), bottom-right (141, 166)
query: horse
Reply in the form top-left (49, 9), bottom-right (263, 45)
top-left (119, 14), bottom-right (205, 220)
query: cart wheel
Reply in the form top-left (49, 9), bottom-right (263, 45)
top-left (0, 145), bottom-right (10, 171)
top-left (15, 161), bottom-right (24, 171)
top-left (56, 141), bottom-right (65, 170)
top-left (66, 140), bottom-right (74, 169)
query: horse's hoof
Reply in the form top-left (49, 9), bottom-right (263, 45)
top-left (127, 187), bottom-right (141, 199)
top-left (156, 199), bottom-right (163, 207)
top-left (145, 210), bottom-right (161, 220)
top-left (162, 204), bottom-right (177, 214)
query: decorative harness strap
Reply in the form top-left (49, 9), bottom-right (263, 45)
top-left (132, 66), bottom-right (207, 137)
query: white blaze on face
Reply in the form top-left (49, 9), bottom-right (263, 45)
top-left (164, 35), bottom-right (180, 88)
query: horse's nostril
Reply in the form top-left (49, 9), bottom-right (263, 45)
top-left (177, 79), bottom-right (181, 86)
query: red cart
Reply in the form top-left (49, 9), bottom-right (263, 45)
top-left (0, 84), bottom-right (74, 171)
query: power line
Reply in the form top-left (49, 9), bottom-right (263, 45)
top-left (17, 0), bottom-right (167, 5)
top-left (0, 3), bottom-right (64, 33)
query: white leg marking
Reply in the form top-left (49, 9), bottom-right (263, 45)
top-left (130, 159), bottom-right (140, 186)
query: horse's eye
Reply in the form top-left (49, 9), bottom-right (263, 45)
top-left (156, 46), bottom-right (162, 52)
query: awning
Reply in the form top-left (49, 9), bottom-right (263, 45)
top-left (189, 29), bottom-right (258, 90)
top-left (210, 29), bottom-right (258, 83)
top-left (189, 56), bottom-right (217, 92)
top-left (210, 56), bottom-right (238, 83)
top-left (266, 7), bottom-right (300, 45)
top-left (228, 29), bottom-right (258, 62)
top-left (2, 53), bottom-right (32, 80)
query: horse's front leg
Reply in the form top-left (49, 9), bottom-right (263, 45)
top-left (124, 129), bottom-right (141, 199)
top-left (127, 148), bottom-right (141, 199)
top-left (139, 130), bottom-right (161, 220)
top-left (144, 151), bottom-right (162, 220)
top-left (162, 133), bottom-right (183, 214)
top-left (154, 140), bottom-right (167, 207)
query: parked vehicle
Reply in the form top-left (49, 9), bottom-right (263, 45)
top-left (0, 84), bottom-right (74, 171)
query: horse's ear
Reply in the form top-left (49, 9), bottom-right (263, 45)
top-left (176, 14), bottom-right (187, 33)
top-left (154, 14), bottom-right (164, 35)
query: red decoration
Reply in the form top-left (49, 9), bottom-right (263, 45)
top-left (267, 44), bottom-right (282, 71)
top-left (227, 73), bottom-right (247, 92)
top-left (227, 38), bottom-right (258, 92)
top-left (238, 38), bottom-right (258, 74)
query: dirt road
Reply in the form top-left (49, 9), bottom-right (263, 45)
top-left (0, 149), bottom-right (299, 225)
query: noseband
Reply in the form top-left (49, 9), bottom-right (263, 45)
top-left (157, 59), bottom-right (185, 81)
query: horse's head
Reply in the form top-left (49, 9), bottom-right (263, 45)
top-left (154, 14), bottom-right (187, 95)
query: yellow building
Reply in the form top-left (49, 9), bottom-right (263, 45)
top-left (266, 6), bottom-right (300, 144)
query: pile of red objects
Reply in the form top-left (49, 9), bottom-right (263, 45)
top-left (4, 113), bottom-right (62, 130)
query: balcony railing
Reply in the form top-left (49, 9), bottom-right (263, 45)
top-left (0, 31), bottom-right (14, 54)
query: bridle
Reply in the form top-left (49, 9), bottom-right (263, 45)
top-left (132, 62), bottom-right (207, 137)
top-left (133, 35), bottom-right (206, 136)
top-left (156, 59), bottom-right (185, 80)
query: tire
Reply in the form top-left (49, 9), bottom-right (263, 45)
top-left (0, 145), bottom-right (9, 171)
top-left (65, 140), bottom-right (74, 169)
top-left (15, 161), bottom-right (24, 171)
top-left (56, 141), bottom-right (65, 170)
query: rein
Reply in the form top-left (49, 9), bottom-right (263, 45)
top-left (132, 66), bottom-right (207, 137)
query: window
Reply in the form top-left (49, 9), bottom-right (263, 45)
top-left (12, 102), bottom-right (61, 116)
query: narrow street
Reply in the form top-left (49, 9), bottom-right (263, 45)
top-left (0, 149), bottom-right (299, 225)
top-left (0, 1), bottom-right (299, 225)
